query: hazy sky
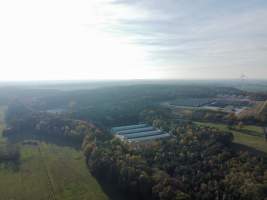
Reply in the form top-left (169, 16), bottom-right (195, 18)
top-left (0, 0), bottom-right (267, 81)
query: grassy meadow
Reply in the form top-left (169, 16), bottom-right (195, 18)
top-left (195, 122), bottom-right (267, 153)
top-left (0, 106), bottom-right (110, 200)
top-left (0, 143), bottom-right (109, 200)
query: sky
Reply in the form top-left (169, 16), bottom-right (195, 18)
top-left (0, 0), bottom-right (267, 81)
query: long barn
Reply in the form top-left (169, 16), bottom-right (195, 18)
top-left (111, 123), bottom-right (170, 143)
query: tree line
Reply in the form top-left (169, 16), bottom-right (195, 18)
top-left (82, 108), bottom-right (267, 200)
top-left (4, 101), bottom-right (267, 199)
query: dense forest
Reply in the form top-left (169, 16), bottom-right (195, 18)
top-left (81, 108), bottom-right (267, 200)
top-left (4, 103), bottom-right (97, 146)
top-left (1, 85), bottom-right (246, 126)
top-left (0, 143), bottom-right (20, 168)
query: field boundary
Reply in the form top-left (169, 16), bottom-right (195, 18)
top-left (38, 145), bottom-right (57, 200)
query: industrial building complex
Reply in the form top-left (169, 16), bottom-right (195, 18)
top-left (111, 123), bottom-right (170, 142)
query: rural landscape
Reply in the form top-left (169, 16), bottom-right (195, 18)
top-left (1, 0), bottom-right (267, 199)
top-left (0, 80), bottom-right (267, 200)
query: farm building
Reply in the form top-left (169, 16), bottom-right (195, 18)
top-left (111, 123), bottom-right (170, 143)
top-left (111, 123), bottom-right (147, 133)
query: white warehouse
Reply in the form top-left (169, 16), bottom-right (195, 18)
top-left (111, 123), bottom-right (170, 143)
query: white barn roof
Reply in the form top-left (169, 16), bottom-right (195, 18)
top-left (123, 130), bottom-right (163, 139)
top-left (111, 123), bottom-right (147, 132)
top-left (111, 123), bottom-right (171, 143)
top-left (117, 127), bottom-right (154, 135)
top-left (127, 133), bottom-right (170, 142)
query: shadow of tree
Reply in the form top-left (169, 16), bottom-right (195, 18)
top-left (5, 131), bottom-right (81, 149)
top-left (97, 179), bottom-right (139, 200)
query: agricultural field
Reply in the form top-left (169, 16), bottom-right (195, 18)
top-left (0, 143), bottom-right (109, 200)
top-left (237, 101), bottom-right (267, 119)
top-left (195, 122), bottom-right (267, 153)
top-left (169, 98), bottom-right (213, 107)
top-left (0, 106), bottom-right (112, 200)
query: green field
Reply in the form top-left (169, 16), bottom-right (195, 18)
top-left (195, 122), bottom-right (267, 153)
top-left (0, 143), bottom-right (109, 200)
top-left (0, 106), bottom-right (111, 200)
top-left (169, 98), bottom-right (212, 107)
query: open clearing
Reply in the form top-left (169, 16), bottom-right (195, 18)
top-left (195, 122), bottom-right (267, 153)
top-left (0, 142), bottom-right (109, 200)
top-left (0, 106), bottom-right (109, 200)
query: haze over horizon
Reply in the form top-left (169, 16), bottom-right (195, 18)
top-left (0, 0), bottom-right (267, 81)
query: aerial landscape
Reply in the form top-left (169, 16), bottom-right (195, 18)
top-left (1, 0), bottom-right (267, 200)
top-left (0, 80), bottom-right (267, 200)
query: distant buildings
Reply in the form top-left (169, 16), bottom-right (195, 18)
top-left (111, 123), bottom-right (170, 143)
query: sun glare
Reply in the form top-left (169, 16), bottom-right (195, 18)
top-left (0, 0), bottom-right (159, 81)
